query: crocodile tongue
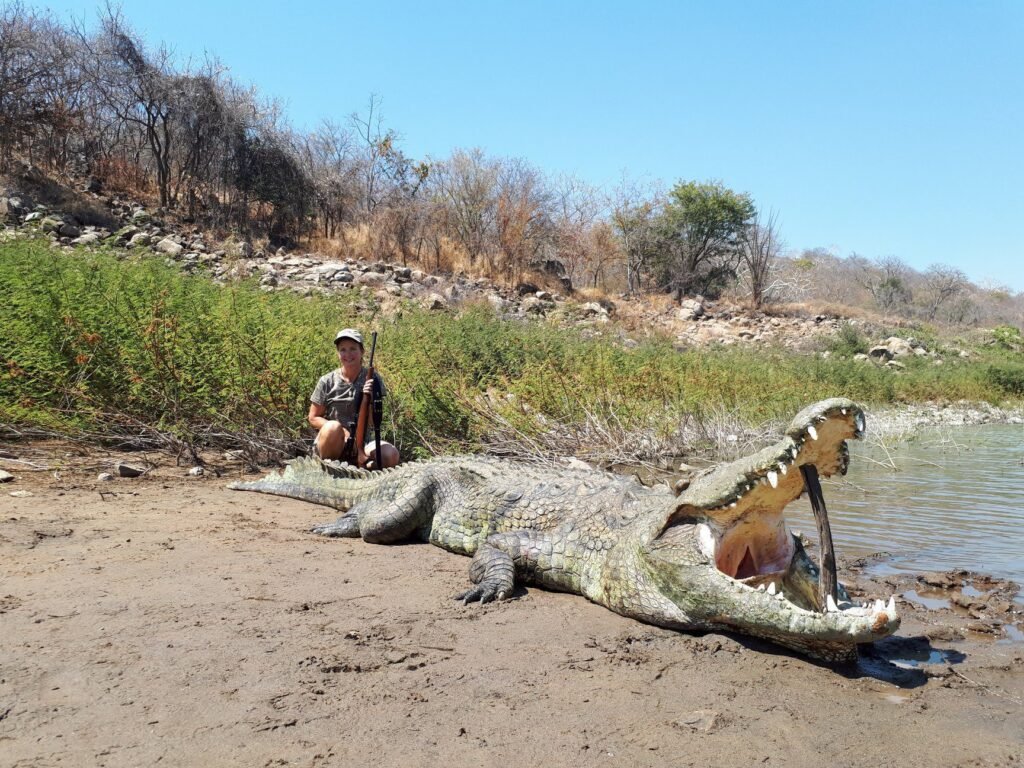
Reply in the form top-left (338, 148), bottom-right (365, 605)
top-left (799, 464), bottom-right (838, 607)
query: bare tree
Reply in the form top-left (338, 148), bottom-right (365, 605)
top-left (74, 8), bottom-right (179, 206)
top-left (919, 263), bottom-right (968, 321)
top-left (740, 208), bottom-right (785, 308)
top-left (428, 148), bottom-right (499, 267)
top-left (550, 174), bottom-right (601, 288)
top-left (0, 3), bottom-right (80, 170)
top-left (609, 178), bottom-right (662, 295)
top-left (861, 255), bottom-right (912, 315)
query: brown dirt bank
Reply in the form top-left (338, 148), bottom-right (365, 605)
top-left (1, 443), bottom-right (1022, 768)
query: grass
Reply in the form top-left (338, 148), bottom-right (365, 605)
top-left (1, 236), bottom-right (1021, 464)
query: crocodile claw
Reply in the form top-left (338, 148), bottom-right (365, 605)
top-left (456, 582), bottom-right (511, 604)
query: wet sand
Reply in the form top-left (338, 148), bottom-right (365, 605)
top-left (1, 443), bottom-right (1022, 767)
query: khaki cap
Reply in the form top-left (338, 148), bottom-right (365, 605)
top-left (333, 328), bottom-right (363, 346)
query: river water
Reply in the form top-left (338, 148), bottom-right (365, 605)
top-left (786, 422), bottom-right (1024, 585)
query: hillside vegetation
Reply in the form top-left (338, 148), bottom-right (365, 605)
top-left (2, 236), bottom-right (1022, 465)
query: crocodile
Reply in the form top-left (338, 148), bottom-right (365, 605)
top-left (231, 397), bottom-right (899, 662)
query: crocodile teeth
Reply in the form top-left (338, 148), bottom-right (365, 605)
top-left (807, 425), bottom-right (818, 441)
top-left (767, 471), bottom-right (779, 488)
top-left (767, 582), bottom-right (777, 595)
top-left (874, 599), bottom-right (885, 612)
top-left (757, 584), bottom-right (766, 591)
top-left (887, 596), bottom-right (896, 612)
top-left (841, 408), bottom-right (848, 415)
top-left (826, 594), bottom-right (838, 612)
top-left (779, 463), bottom-right (787, 475)
top-left (775, 590), bottom-right (785, 601)
top-left (855, 413), bottom-right (866, 432)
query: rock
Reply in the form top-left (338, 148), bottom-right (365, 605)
top-left (9, 490), bottom-right (33, 498)
top-left (57, 222), bottom-right (81, 238)
top-left (867, 345), bottom-right (893, 363)
top-left (354, 271), bottom-right (387, 287)
top-left (39, 216), bottom-right (63, 233)
top-left (154, 238), bottom-right (183, 256)
top-left (72, 232), bottom-right (102, 246)
top-left (672, 710), bottom-right (722, 734)
top-left (23, 211), bottom-right (43, 223)
top-left (97, 472), bottom-right (114, 482)
top-left (871, 337), bottom-right (916, 360)
top-left (515, 281), bottom-right (540, 296)
top-left (187, 466), bottom-right (204, 477)
top-left (131, 209), bottom-right (153, 225)
top-left (678, 298), bottom-right (705, 321)
top-left (422, 293), bottom-right (448, 310)
top-left (128, 232), bottom-right (152, 248)
top-left (109, 225), bottom-right (138, 245)
top-left (117, 463), bottom-right (146, 478)
top-left (0, 469), bottom-right (14, 483)
top-left (521, 295), bottom-right (554, 315)
top-left (487, 293), bottom-right (510, 312)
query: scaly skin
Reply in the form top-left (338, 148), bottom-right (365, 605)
top-left (231, 398), bottom-right (899, 662)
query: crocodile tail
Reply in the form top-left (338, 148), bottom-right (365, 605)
top-left (229, 456), bottom-right (371, 510)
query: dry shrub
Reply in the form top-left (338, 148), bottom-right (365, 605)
top-left (92, 156), bottom-right (153, 201)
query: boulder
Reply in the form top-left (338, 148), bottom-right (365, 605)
top-left (422, 293), bottom-right (449, 310)
top-left (678, 298), bottom-right (705, 321)
top-left (155, 238), bottom-right (184, 256)
top-left (39, 216), bottom-right (63, 234)
top-left (354, 271), bottom-right (387, 287)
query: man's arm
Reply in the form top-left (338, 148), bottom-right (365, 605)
top-left (308, 401), bottom-right (329, 430)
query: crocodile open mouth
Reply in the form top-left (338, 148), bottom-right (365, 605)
top-left (687, 402), bottom-right (882, 615)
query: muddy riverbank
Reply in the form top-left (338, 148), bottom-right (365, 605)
top-left (1, 442), bottom-right (1021, 767)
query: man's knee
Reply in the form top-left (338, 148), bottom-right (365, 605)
top-left (366, 441), bottom-right (400, 469)
top-left (316, 421), bottom-right (349, 459)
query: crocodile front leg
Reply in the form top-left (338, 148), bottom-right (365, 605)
top-left (457, 530), bottom-right (582, 603)
top-left (457, 542), bottom-right (516, 603)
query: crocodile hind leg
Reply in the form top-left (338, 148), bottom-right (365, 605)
top-left (311, 512), bottom-right (360, 538)
top-left (312, 471), bottom-right (436, 544)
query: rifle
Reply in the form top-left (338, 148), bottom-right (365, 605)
top-left (351, 331), bottom-right (379, 468)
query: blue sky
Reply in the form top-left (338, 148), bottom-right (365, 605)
top-left (42, 1), bottom-right (1024, 292)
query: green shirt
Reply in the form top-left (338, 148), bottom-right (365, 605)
top-left (310, 368), bottom-right (387, 428)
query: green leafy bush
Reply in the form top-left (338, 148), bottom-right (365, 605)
top-left (985, 363), bottom-right (1024, 396)
top-left (827, 322), bottom-right (869, 357)
top-left (2, 238), bottom-right (1021, 459)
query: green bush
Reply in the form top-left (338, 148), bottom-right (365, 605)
top-left (985, 363), bottom-right (1024, 396)
top-left (1, 238), bottom-right (1021, 459)
top-left (827, 322), bottom-right (869, 357)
